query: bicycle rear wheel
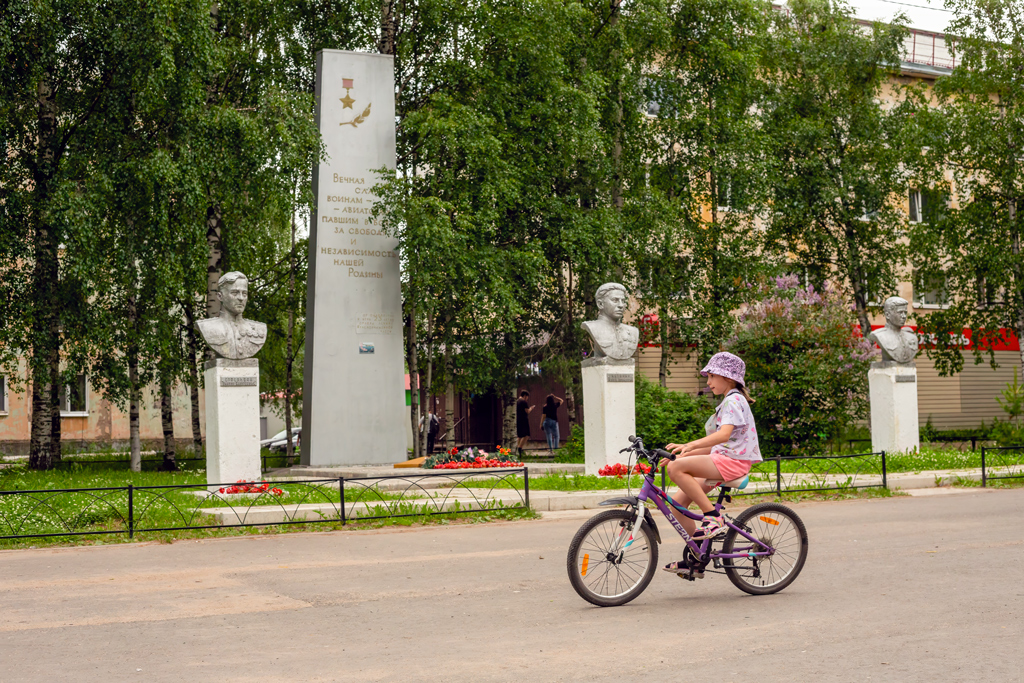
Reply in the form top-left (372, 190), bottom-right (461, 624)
top-left (721, 502), bottom-right (808, 596)
top-left (567, 509), bottom-right (658, 607)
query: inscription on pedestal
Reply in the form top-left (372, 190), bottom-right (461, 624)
top-left (895, 375), bottom-right (916, 383)
top-left (607, 374), bottom-right (634, 383)
top-left (221, 376), bottom-right (258, 387)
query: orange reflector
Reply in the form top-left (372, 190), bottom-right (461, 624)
top-left (759, 515), bottom-right (780, 526)
top-left (581, 554), bottom-right (590, 576)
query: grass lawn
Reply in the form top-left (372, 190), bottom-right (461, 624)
top-left (0, 458), bottom-right (533, 550)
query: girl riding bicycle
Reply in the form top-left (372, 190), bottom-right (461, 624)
top-left (661, 352), bottom-right (761, 563)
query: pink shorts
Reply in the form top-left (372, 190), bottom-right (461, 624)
top-left (709, 452), bottom-right (752, 482)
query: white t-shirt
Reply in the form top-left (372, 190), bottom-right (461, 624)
top-left (709, 390), bottom-right (762, 462)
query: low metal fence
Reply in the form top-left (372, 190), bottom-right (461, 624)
top-left (734, 451), bottom-right (887, 496)
top-left (0, 467), bottom-right (529, 541)
top-left (980, 446), bottom-right (1024, 486)
top-left (656, 451), bottom-right (886, 496)
top-left (25, 451), bottom-right (289, 472)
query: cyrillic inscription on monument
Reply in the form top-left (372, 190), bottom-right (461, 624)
top-left (303, 50), bottom-right (405, 466)
top-left (220, 376), bottom-right (258, 387)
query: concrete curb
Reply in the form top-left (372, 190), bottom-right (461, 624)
top-left (196, 465), bottom-right (1021, 525)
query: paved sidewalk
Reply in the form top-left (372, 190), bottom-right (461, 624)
top-left (197, 465), bottom-right (1023, 524)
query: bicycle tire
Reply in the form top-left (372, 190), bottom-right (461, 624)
top-left (566, 509), bottom-right (658, 607)
top-left (721, 502), bottom-right (808, 596)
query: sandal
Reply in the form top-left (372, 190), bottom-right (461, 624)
top-left (692, 515), bottom-right (726, 541)
top-left (662, 559), bottom-right (689, 573)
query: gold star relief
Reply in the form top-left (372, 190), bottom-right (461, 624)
top-left (340, 92), bottom-right (355, 109)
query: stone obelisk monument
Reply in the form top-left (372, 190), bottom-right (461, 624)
top-left (302, 50), bottom-right (406, 465)
top-left (197, 271), bottom-right (266, 487)
top-left (868, 296), bottom-right (921, 453)
top-left (581, 283), bottom-right (640, 475)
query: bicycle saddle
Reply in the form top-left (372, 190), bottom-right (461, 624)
top-left (705, 474), bottom-right (749, 490)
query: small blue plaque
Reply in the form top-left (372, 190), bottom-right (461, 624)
top-left (359, 343), bottom-right (375, 354)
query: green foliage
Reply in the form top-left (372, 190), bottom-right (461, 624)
top-left (991, 368), bottom-right (1024, 446)
top-left (556, 425), bottom-right (586, 464)
top-left (638, 0), bottom-right (776, 362)
top-left (633, 374), bottom-right (714, 448)
top-left (763, 0), bottom-right (915, 335)
top-left (909, 0), bottom-right (1024, 376)
top-left (726, 275), bottom-right (876, 458)
top-left (553, 376), bottom-right (712, 462)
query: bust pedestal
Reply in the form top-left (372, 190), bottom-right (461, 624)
top-left (581, 357), bottom-right (636, 476)
top-left (205, 358), bottom-right (261, 489)
top-left (868, 361), bottom-right (920, 454)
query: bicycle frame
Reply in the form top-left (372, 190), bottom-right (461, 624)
top-left (617, 472), bottom-right (775, 563)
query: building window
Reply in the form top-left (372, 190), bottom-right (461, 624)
top-left (914, 269), bottom-right (949, 308)
top-left (909, 187), bottom-right (948, 224)
top-left (0, 375), bottom-right (7, 414)
top-left (976, 274), bottom-right (1007, 308)
top-left (716, 171), bottom-right (750, 212)
top-left (59, 373), bottom-right (88, 415)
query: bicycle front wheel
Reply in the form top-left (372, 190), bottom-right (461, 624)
top-left (721, 502), bottom-right (808, 596)
top-left (566, 509), bottom-right (658, 607)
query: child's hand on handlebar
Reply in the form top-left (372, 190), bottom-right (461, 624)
top-left (666, 442), bottom-right (694, 457)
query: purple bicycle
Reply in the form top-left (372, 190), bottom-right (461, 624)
top-left (567, 436), bottom-right (808, 607)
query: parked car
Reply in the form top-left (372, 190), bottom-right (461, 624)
top-left (261, 427), bottom-right (300, 452)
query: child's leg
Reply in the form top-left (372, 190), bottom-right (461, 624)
top-left (669, 479), bottom-right (712, 536)
top-left (666, 455), bottom-right (727, 539)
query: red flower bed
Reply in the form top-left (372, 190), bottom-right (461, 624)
top-left (433, 456), bottom-right (524, 470)
top-left (218, 480), bottom-right (285, 495)
top-left (598, 462), bottom-right (651, 477)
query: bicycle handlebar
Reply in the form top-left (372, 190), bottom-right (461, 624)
top-left (623, 435), bottom-right (676, 466)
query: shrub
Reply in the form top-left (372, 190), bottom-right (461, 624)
top-left (555, 375), bottom-right (713, 462)
top-left (993, 367), bottom-right (1024, 447)
top-left (725, 275), bottom-right (876, 458)
top-left (633, 373), bottom-right (713, 447)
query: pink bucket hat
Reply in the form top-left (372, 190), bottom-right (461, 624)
top-left (700, 352), bottom-right (746, 387)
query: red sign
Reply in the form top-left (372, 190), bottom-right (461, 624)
top-left (870, 325), bottom-right (1020, 352)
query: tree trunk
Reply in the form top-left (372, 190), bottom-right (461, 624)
top-left (28, 70), bottom-right (60, 471)
top-left (206, 203), bottom-right (224, 326)
top-left (379, 0), bottom-right (395, 55)
top-left (608, 0), bottom-right (623, 209)
top-left (406, 302), bottom-right (420, 459)
top-left (50, 367), bottom-right (62, 463)
top-left (159, 374), bottom-right (177, 471)
top-left (502, 394), bottom-right (517, 450)
top-left (29, 378), bottom-right (53, 470)
top-left (128, 294), bottom-right (142, 472)
top-left (420, 315), bottom-right (434, 457)
top-left (184, 301), bottom-right (203, 453)
top-left (1010, 199), bottom-right (1023, 370)
top-left (284, 212), bottom-right (297, 465)
top-left (658, 307), bottom-right (670, 388)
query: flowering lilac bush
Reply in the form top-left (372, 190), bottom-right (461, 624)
top-left (725, 275), bottom-right (877, 457)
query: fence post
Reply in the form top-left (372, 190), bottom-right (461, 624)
top-left (128, 484), bottom-right (134, 539)
top-left (524, 467), bottom-right (530, 510)
top-left (339, 477), bottom-right (346, 524)
top-left (981, 448), bottom-right (986, 488)
top-left (881, 451), bottom-right (887, 490)
top-left (776, 456), bottom-right (782, 496)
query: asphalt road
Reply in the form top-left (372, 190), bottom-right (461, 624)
top-left (2, 488), bottom-right (1023, 682)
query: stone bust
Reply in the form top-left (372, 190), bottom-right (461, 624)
top-left (868, 296), bottom-right (918, 364)
top-left (197, 272), bottom-right (267, 360)
top-left (581, 283), bottom-right (639, 361)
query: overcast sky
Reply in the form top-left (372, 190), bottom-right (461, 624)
top-left (845, 0), bottom-right (953, 33)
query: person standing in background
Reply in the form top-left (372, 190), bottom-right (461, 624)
top-left (515, 390), bottom-right (534, 456)
top-left (419, 410), bottom-right (440, 455)
top-left (541, 394), bottom-right (563, 453)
